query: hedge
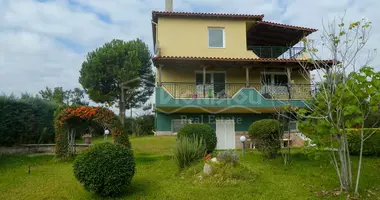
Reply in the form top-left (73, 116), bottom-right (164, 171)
top-left (177, 123), bottom-right (217, 153)
top-left (0, 95), bottom-right (57, 146)
top-left (248, 119), bottom-right (284, 158)
top-left (347, 128), bottom-right (380, 156)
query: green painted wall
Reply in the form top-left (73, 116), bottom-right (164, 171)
top-left (156, 112), bottom-right (273, 132)
top-left (156, 88), bottom-right (308, 108)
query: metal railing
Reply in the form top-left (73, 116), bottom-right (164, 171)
top-left (160, 82), bottom-right (315, 99)
top-left (248, 46), bottom-right (306, 59)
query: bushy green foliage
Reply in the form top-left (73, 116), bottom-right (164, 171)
top-left (177, 123), bottom-right (217, 153)
top-left (248, 119), bottom-right (283, 158)
top-left (0, 94), bottom-right (57, 146)
top-left (347, 128), bottom-right (380, 156)
top-left (173, 136), bottom-right (206, 169)
top-left (133, 115), bottom-right (155, 136)
top-left (73, 143), bottom-right (135, 197)
top-left (217, 150), bottom-right (239, 166)
top-left (203, 162), bottom-right (255, 186)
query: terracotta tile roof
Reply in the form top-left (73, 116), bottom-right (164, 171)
top-left (152, 56), bottom-right (333, 63)
top-left (152, 11), bottom-right (264, 21)
top-left (258, 21), bottom-right (317, 32)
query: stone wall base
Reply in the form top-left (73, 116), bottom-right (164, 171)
top-left (155, 131), bottom-right (176, 136)
top-left (0, 144), bottom-right (91, 155)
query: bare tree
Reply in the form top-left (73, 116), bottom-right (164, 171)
top-left (264, 15), bottom-right (376, 194)
top-left (295, 16), bottom-right (375, 194)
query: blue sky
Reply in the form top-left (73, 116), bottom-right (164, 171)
top-left (0, 0), bottom-right (379, 103)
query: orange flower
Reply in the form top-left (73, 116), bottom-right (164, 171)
top-left (204, 154), bottom-right (212, 161)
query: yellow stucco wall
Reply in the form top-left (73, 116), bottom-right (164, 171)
top-left (161, 66), bottom-right (309, 83)
top-left (157, 17), bottom-right (258, 58)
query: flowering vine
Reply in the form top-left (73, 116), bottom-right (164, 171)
top-left (54, 105), bottom-right (130, 158)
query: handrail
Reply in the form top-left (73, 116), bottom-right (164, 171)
top-left (247, 46), bottom-right (306, 59)
top-left (159, 82), bottom-right (315, 99)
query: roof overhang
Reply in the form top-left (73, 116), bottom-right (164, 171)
top-left (152, 56), bottom-right (334, 70)
top-left (247, 21), bottom-right (317, 47)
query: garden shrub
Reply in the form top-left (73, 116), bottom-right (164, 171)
top-left (173, 136), bottom-right (206, 169)
top-left (217, 150), bottom-right (239, 166)
top-left (0, 94), bottom-right (57, 146)
top-left (347, 128), bottom-right (380, 156)
top-left (73, 143), bottom-right (135, 197)
top-left (248, 119), bottom-right (284, 158)
top-left (177, 123), bottom-right (217, 153)
top-left (133, 115), bottom-right (155, 136)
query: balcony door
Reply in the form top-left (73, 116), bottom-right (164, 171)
top-left (260, 73), bottom-right (289, 95)
top-left (196, 72), bottom-right (226, 98)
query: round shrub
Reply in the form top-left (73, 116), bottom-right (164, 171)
top-left (177, 123), bottom-right (217, 153)
top-left (73, 143), bottom-right (135, 197)
top-left (248, 119), bottom-right (283, 158)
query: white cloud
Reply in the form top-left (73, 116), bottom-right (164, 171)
top-left (0, 0), bottom-right (379, 100)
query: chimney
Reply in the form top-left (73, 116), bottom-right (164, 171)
top-left (165, 0), bottom-right (173, 12)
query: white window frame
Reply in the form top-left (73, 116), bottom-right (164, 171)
top-left (288, 121), bottom-right (299, 132)
top-left (260, 72), bottom-right (288, 85)
top-left (260, 72), bottom-right (289, 95)
top-left (195, 71), bottom-right (227, 84)
top-left (208, 27), bottom-right (225, 48)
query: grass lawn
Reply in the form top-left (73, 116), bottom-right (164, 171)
top-left (1, 136), bottom-right (380, 200)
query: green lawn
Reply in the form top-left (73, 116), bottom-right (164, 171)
top-left (1, 136), bottom-right (380, 200)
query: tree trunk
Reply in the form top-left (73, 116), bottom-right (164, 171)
top-left (119, 100), bottom-right (125, 126)
top-left (355, 123), bottom-right (365, 194)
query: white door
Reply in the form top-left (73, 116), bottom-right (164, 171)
top-left (216, 120), bottom-right (235, 149)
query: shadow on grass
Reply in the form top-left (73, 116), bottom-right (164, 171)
top-left (134, 154), bottom-right (172, 164)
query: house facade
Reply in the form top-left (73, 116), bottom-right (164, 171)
top-left (151, 10), bottom-right (328, 149)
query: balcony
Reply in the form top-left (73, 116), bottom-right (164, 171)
top-left (248, 46), bottom-right (305, 59)
top-left (160, 82), bottom-right (315, 100)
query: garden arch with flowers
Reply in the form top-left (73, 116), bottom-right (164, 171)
top-left (54, 106), bottom-right (130, 158)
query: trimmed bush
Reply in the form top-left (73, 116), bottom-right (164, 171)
top-left (347, 128), bottom-right (380, 156)
top-left (173, 136), bottom-right (206, 169)
top-left (73, 143), bottom-right (135, 197)
top-left (217, 150), bottom-right (239, 166)
top-left (248, 119), bottom-right (283, 158)
top-left (177, 123), bottom-right (217, 153)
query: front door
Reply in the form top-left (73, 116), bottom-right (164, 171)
top-left (216, 119), bottom-right (235, 149)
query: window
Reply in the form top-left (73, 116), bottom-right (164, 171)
top-left (260, 73), bottom-right (289, 94)
top-left (260, 73), bottom-right (288, 85)
top-left (195, 72), bottom-right (226, 98)
top-left (172, 119), bottom-right (192, 133)
top-left (288, 121), bottom-right (298, 131)
top-left (208, 28), bottom-right (225, 48)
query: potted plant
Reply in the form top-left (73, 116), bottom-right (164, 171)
top-left (82, 134), bottom-right (92, 144)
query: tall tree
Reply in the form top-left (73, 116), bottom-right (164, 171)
top-left (39, 87), bottom-right (88, 106)
top-left (39, 87), bottom-right (68, 105)
top-left (79, 39), bottom-right (154, 125)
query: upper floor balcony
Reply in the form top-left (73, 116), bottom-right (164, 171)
top-left (160, 82), bottom-right (315, 100)
top-left (248, 46), bottom-right (306, 59)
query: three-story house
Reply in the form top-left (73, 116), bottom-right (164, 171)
top-left (151, 9), bottom-right (330, 149)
